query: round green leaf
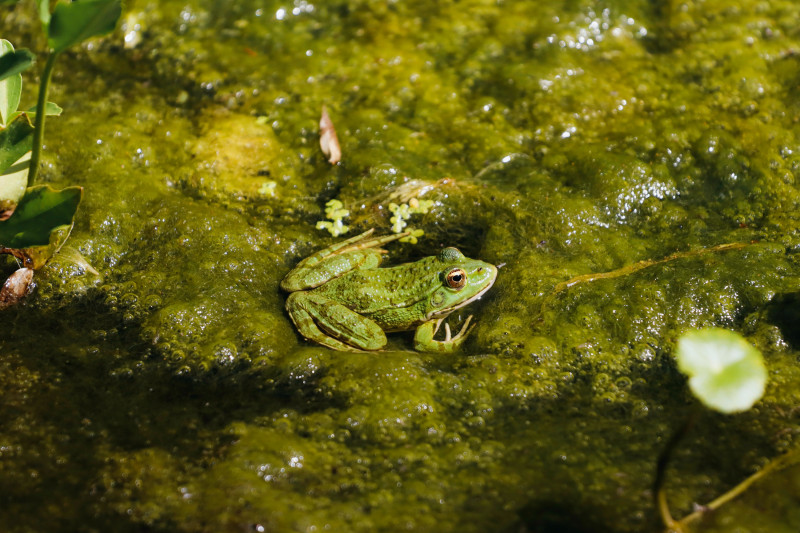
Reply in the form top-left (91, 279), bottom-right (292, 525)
top-left (676, 328), bottom-right (767, 414)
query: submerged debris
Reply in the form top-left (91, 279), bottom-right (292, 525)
top-left (319, 105), bottom-right (341, 165)
top-left (377, 178), bottom-right (456, 206)
top-left (54, 246), bottom-right (101, 277)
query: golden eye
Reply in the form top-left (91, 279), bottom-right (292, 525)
top-left (445, 268), bottom-right (467, 289)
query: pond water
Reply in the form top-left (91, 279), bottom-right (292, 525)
top-left (2, 0), bottom-right (800, 531)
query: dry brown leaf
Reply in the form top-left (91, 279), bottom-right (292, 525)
top-left (319, 105), bottom-right (341, 165)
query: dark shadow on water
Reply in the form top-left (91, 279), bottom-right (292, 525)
top-left (766, 291), bottom-right (800, 348)
top-left (511, 500), bottom-right (611, 533)
top-left (0, 289), bottom-right (337, 532)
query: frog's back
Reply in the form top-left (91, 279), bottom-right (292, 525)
top-left (313, 256), bottom-right (440, 316)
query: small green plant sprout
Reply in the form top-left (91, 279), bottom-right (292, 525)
top-left (400, 228), bottom-right (424, 244)
top-left (654, 328), bottom-right (774, 532)
top-left (388, 197), bottom-right (433, 244)
top-left (676, 328), bottom-right (767, 413)
top-left (316, 199), bottom-right (350, 237)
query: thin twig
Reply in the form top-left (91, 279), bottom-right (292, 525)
top-left (539, 242), bottom-right (749, 316)
top-left (676, 448), bottom-right (800, 529)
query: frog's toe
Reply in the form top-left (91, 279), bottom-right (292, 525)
top-left (414, 316), bottom-right (477, 353)
top-left (450, 315), bottom-right (475, 342)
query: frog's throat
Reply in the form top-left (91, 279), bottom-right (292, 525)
top-left (427, 269), bottom-right (497, 321)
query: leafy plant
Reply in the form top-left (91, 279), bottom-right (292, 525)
top-left (0, 39), bottom-right (37, 216)
top-left (0, 0), bottom-right (121, 298)
top-left (653, 328), bottom-right (796, 532)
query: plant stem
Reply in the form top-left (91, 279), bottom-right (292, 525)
top-left (654, 410), bottom-right (698, 532)
top-left (677, 447), bottom-right (800, 529)
top-left (27, 52), bottom-right (58, 187)
top-left (538, 243), bottom-right (748, 318)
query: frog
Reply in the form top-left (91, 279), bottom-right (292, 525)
top-left (281, 229), bottom-right (498, 352)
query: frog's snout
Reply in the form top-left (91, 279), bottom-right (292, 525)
top-left (474, 263), bottom-right (498, 289)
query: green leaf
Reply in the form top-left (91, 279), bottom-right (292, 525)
top-left (48, 0), bottom-right (122, 54)
top-left (0, 40), bottom-right (23, 126)
top-left (0, 106), bottom-right (60, 185)
top-left (0, 151), bottom-right (30, 217)
top-left (675, 328), bottom-right (767, 414)
top-left (0, 185), bottom-right (81, 251)
top-left (0, 48), bottom-right (34, 83)
top-left (0, 112), bottom-right (34, 174)
top-left (0, 0), bottom-right (23, 6)
top-left (25, 101), bottom-right (63, 118)
top-left (38, 0), bottom-right (51, 30)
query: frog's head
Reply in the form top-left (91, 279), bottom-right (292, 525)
top-left (425, 247), bottom-right (497, 320)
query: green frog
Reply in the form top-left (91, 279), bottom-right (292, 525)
top-left (281, 229), bottom-right (497, 352)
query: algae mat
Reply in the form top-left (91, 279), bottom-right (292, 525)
top-left (2, 0), bottom-right (800, 531)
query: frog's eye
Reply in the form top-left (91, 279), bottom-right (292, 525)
top-left (445, 268), bottom-right (467, 289)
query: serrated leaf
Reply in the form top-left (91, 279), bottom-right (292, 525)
top-left (676, 328), bottom-right (767, 414)
top-left (0, 40), bottom-right (23, 126)
top-left (0, 185), bottom-right (82, 251)
top-left (0, 112), bottom-right (34, 174)
top-left (0, 151), bottom-right (30, 217)
top-left (0, 48), bottom-right (34, 83)
top-left (48, 0), bottom-right (122, 54)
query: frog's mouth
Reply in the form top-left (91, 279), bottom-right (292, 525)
top-left (428, 265), bottom-right (498, 320)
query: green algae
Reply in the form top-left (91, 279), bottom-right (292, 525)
top-left (2, 0), bottom-right (800, 531)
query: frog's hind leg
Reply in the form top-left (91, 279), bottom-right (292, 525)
top-left (296, 229), bottom-right (408, 268)
top-left (281, 229), bottom-right (408, 291)
top-left (286, 292), bottom-right (388, 351)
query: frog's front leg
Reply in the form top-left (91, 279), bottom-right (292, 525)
top-left (286, 292), bottom-right (388, 351)
top-left (414, 315), bottom-right (475, 353)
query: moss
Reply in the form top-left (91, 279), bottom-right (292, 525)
top-left (2, 0), bottom-right (800, 531)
